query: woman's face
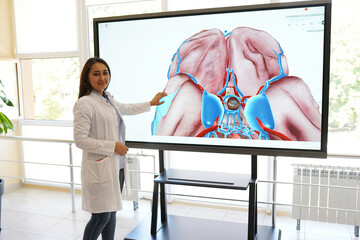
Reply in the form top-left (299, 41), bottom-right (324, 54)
top-left (88, 62), bottom-right (110, 95)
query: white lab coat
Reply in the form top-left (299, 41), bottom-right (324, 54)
top-left (73, 91), bottom-right (150, 213)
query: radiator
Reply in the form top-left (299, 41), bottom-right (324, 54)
top-left (124, 154), bottom-right (141, 209)
top-left (292, 164), bottom-right (360, 228)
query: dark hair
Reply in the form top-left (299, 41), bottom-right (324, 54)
top-left (78, 57), bottom-right (111, 99)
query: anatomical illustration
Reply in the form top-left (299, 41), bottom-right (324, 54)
top-left (151, 27), bottom-right (321, 141)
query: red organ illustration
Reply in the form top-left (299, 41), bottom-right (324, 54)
top-left (152, 27), bottom-right (321, 141)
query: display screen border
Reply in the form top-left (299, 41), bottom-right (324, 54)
top-left (93, 0), bottom-right (331, 158)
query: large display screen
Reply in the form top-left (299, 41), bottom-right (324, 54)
top-left (94, 0), bottom-right (331, 158)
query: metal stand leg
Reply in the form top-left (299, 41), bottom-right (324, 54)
top-left (160, 182), bottom-right (167, 224)
top-left (354, 225), bottom-right (359, 237)
top-left (248, 155), bottom-right (258, 240)
top-left (248, 180), bottom-right (258, 240)
top-left (272, 156), bottom-right (277, 227)
top-left (151, 181), bottom-right (159, 235)
top-left (133, 201), bottom-right (139, 211)
top-left (296, 219), bottom-right (301, 230)
top-left (151, 150), bottom-right (168, 235)
top-left (68, 144), bottom-right (76, 213)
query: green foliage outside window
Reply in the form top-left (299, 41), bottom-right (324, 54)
top-left (0, 79), bottom-right (14, 134)
top-left (31, 58), bottom-right (79, 120)
top-left (329, 1), bottom-right (360, 132)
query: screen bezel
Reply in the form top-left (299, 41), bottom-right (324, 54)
top-left (93, 0), bottom-right (331, 158)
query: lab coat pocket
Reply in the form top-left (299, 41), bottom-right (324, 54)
top-left (86, 157), bottom-right (112, 183)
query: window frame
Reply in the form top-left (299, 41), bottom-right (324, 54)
top-left (12, 0), bottom-right (87, 123)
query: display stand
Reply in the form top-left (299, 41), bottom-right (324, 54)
top-left (125, 150), bottom-right (281, 240)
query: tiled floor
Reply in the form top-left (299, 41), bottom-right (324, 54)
top-left (0, 186), bottom-right (357, 240)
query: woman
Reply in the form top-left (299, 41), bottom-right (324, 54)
top-left (73, 57), bottom-right (166, 240)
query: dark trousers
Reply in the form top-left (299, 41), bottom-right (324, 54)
top-left (119, 168), bottom-right (124, 192)
top-left (83, 211), bottom-right (116, 240)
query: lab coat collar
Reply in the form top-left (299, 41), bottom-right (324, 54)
top-left (90, 90), bottom-right (111, 103)
top-left (90, 90), bottom-right (121, 116)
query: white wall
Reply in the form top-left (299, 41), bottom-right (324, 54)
top-left (0, 122), bottom-right (23, 188)
top-left (0, 0), bottom-right (14, 59)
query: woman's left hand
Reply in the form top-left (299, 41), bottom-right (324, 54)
top-left (150, 92), bottom-right (167, 106)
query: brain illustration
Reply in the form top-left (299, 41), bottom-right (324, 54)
top-left (152, 27), bottom-right (321, 141)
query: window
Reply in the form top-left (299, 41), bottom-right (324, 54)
top-left (21, 58), bottom-right (80, 120)
top-left (274, 0), bottom-right (360, 210)
top-left (326, 0), bottom-right (360, 155)
top-left (275, 0), bottom-right (360, 155)
top-left (167, 0), bottom-right (267, 11)
top-left (87, 0), bottom-right (162, 57)
top-left (13, 0), bottom-right (81, 121)
top-left (14, 0), bottom-right (163, 188)
top-left (0, 60), bottom-right (19, 119)
top-left (12, 0), bottom-right (81, 187)
top-left (13, 0), bottom-right (78, 55)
